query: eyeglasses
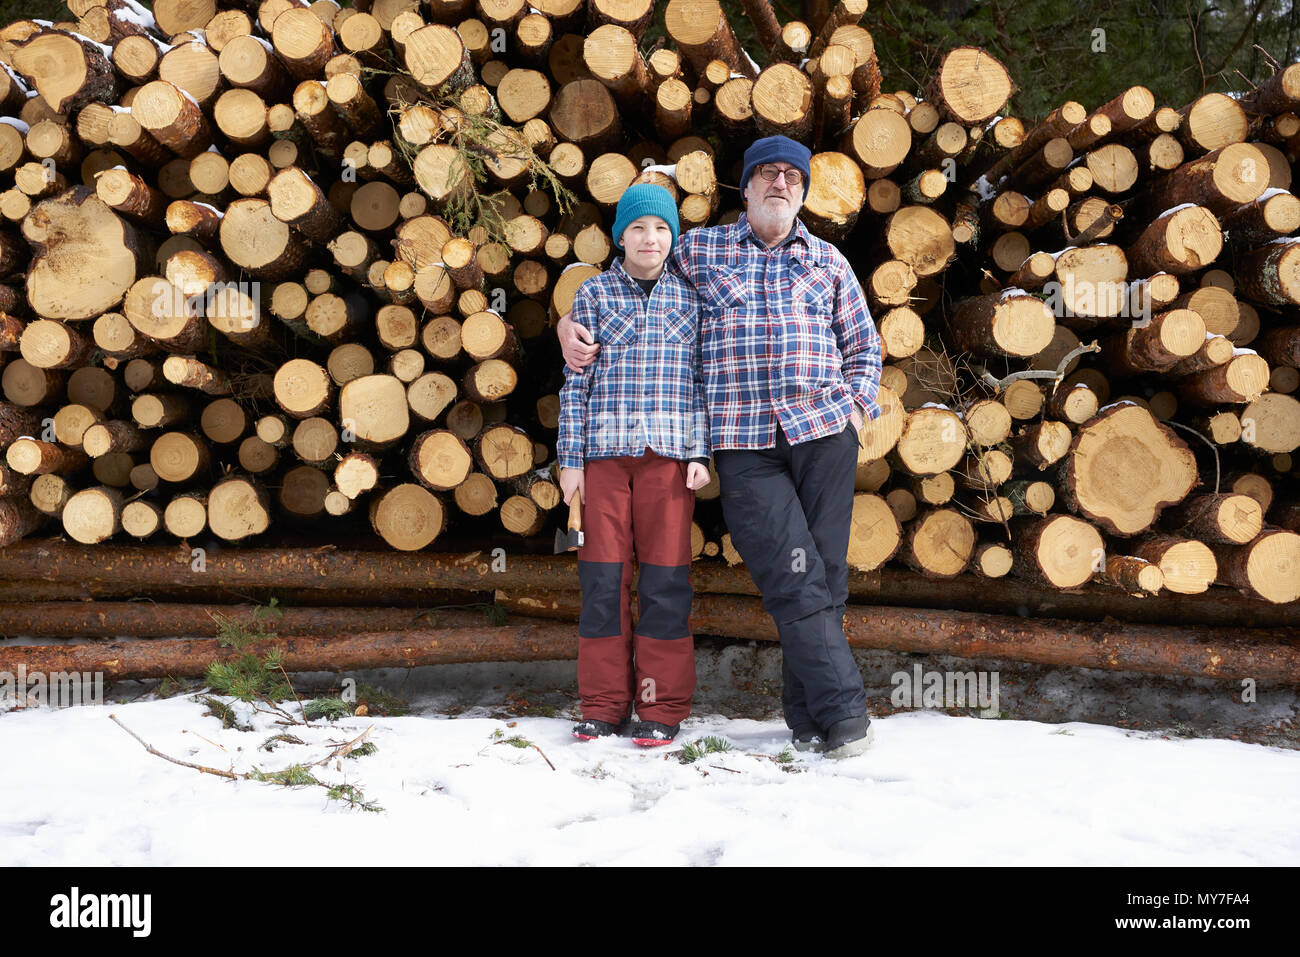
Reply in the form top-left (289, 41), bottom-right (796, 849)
top-left (755, 164), bottom-right (804, 186)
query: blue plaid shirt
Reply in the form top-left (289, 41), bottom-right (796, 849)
top-left (672, 214), bottom-right (883, 450)
top-left (557, 258), bottom-right (709, 470)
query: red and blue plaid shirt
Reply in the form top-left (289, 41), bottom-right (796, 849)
top-left (672, 214), bottom-right (883, 450)
top-left (557, 258), bottom-right (709, 470)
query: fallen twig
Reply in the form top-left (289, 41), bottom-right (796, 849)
top-left (182, 728), bottom-right (228, 752)
top-left (311, 724), bottom-right (375, 767)
top-left (111, 713), bottom-right (243, 780)
top-left (531, 742), bottom-right (556, 771)
top-left (278, 662), bottom-right (311, 727)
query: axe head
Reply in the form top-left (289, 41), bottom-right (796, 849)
top-left (553, 494), bottom-right (583, 553)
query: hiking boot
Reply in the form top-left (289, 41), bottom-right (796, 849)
top-left (626, 720), bottom-right (679, 746)
top-left (791, 726), bottom-right (826, 753)
top-left (572, 718), bottom-right (624, 740)
top-left (824, 715), bottom-right (874, 759)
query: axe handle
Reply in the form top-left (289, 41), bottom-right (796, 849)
top-left (567, 494), bottom-right (582, 533)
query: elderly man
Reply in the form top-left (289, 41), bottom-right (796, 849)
top-left (558, 135), bottom-right (883, 759)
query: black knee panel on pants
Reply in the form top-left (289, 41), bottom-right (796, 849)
top-left (577, 560), bottom-right (625, 637)
top-left (634, 562), bottom-right (693, 639)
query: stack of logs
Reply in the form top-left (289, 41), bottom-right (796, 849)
top-left (0, 0), bottom-right (1297, 611)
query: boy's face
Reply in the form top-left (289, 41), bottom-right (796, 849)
top-left (620, 215), bottom-right (674, 273)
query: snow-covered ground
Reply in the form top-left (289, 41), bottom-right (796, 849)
top-left (4, 690), bottom-right (1299, 866)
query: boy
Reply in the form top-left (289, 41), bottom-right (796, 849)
top-left (556, 183), bottom-right (710, 747)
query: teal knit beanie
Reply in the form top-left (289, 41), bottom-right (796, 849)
top-left (612, 183), bottom-right (680, 252)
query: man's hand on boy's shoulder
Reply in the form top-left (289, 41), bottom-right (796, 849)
top-left (558, 311), bottom-right (599, 370)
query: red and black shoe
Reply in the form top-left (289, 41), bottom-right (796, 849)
top-left (572, 719), bottom-right (625, 741)
top-left (626, 720), bottom-right (679, 747)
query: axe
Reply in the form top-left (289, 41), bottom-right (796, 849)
top-left (554, 493), bottom-right (583, 553)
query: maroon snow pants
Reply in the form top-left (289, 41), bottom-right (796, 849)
top-left (576, 448), bottom-right (696, 726)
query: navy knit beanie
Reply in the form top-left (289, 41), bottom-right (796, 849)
top-left (740, 135), bottom-right (812, 202)
top-left (611, 183), bottom-right (680, 251)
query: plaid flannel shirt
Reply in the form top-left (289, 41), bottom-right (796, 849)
top-left (671, 214), bottom-right (883, 450)
top-left (557, 258), bottom-right (709, 470)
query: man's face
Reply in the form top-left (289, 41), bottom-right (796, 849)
top-left (744, 162), bottom-right (803, 227)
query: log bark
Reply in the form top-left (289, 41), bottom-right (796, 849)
top-left (1235, 238), bottom-right (1300, 306)
top-left (1100, 308), bottom-right (1206, 375)
top-left (0, 615), bottom-right (578, 678)
top-left (1010, 515), bottom-right (1104, 588)
top-left (1141, 144), bottom-right (1267, 219)
top-left (494, 590), bottom-right (1300, 683)
top-left (0, 589), bottom-right (1279, 680)
top-left (949, 291), bottom-right (1056, 358)
top-left (1177, 354), bottom-right (1270, 406)
top-left (5, 438), bottom-right (89, 476)
top-left (130, 79), bottom-right (214, 158)
top-left (0, 498), bottom-right (44, 547)
top-left (1126, 205), bottom-right (1223, 277)
top-left (664, 0), bottom-right (753, 77)
top-left (268, 166), bottom-right (343, 242)
top-left (1213, 529), bottom-right (1300, 604)
top-left (0, 602), bottom-right (513, 638)
top-left (271, 8), bottom-right (337, 81)
top-left (549, 78), bottom-right (622, 154)
top-left (12, 28), bottom-right (120, 114)
top-left (1131, 533), bottom-right (1217, 595)
top-left (0, 543), bottom-right (1292, 630)
top-left (582, 25), bottom-right (647, 108)
top-left (800, 150), bottom-right (863, 242)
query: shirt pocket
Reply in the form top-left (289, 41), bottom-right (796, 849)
top-left (662, 307), bottom-right (698, 344)
top-left (787, 270), bottom-right (841, 385)
top-left (700, 268), bottom-right (744, 369)
top-left (791, 267), bottom-right (835, 317)
top-left (599, 308), bottom-right (639, 347)
top-left (702, 266), bottom-right (748, 317)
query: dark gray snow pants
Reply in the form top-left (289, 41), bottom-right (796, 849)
top-left (713, 419), bottom-right (868, 731)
